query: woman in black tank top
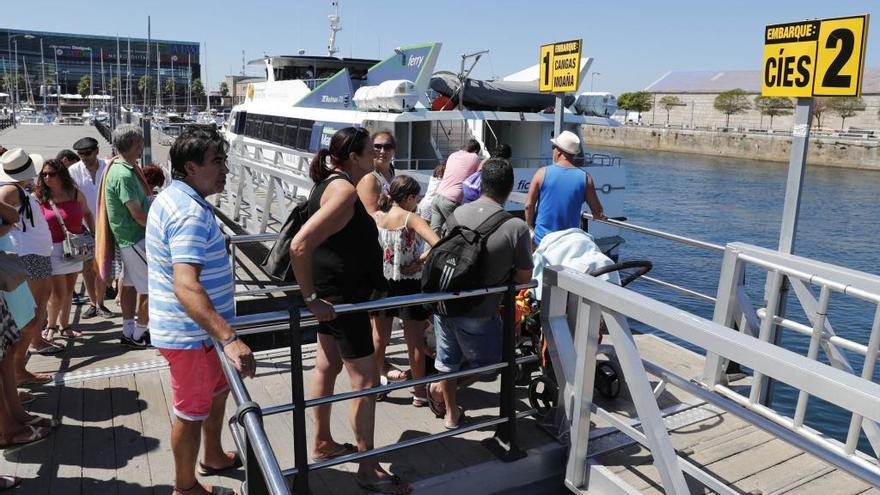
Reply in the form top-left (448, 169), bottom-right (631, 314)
top-left (290, 127), bottom-right (410, 494)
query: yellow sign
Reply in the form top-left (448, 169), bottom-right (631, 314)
top-left (539, 39), bottom-right (582, 93)
top-left (762, 15), bottom-right (869, 97)
top-left (813, 15), bottom-right (869, 96)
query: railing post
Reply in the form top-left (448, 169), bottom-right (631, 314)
top-left (483, 285), bottom-right (526, 462)
top-left (288, 293), bottom-right (310, 493)
top-left (243, 426), bottom-right (271, 495)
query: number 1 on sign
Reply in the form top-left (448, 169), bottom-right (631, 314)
top-left (539, 45), bottom-right (553, 92)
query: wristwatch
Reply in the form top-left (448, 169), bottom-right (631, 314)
top-left (303, 291), bottom-right (319, 303)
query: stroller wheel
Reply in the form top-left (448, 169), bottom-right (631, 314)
top-left (528, 376), bottom-right (558, 417)
top-left (595, 362), bottom-right (621, 399)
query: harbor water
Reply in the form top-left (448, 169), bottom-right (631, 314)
top-left (589, 144), bottom-right (880, 450)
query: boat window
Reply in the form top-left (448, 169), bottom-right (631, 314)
top-left (284, 119), bottom-right (299, 148)
top-left (297, 120), bottom-right (314, 150)
top-left (272, 116), bottom-right (286, 145)
top-left (235, 111), bottom-right (247, 135)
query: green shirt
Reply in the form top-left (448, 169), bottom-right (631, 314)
top-left (103, 159), bottom-right (148, 247)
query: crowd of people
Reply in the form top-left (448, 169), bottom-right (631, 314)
top-left (0, 122), bottom-right (605, 494)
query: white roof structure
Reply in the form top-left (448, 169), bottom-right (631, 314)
top-left (645, 68), bottom-right (880, 94)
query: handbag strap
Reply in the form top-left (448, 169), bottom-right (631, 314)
top-left (48, 198), bottom-right (72, 238)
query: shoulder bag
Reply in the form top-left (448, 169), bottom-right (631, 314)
top-left (49, 197), bottom-right (95, 262)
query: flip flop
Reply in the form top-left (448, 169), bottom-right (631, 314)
top-left (60, 326), bottom-right (82, 338)
top-left (426, 386), bottom-right (446, 419)
top-left (444, 406), bottom-right (465, 430)
top-left (0, 425), bottom-right (51, 451)
top-left (356, 474), bottom-right (411, 494)
top-left (29, 342), bottom-right (64, 356)
top-left (18, 391), bottom-right (35, 406)
top-left (310, 442), bottom-right (357, 463)
top-left (25, 416), bottom-right (60, 428)
top-left (197, 452), bottom-right (242, 476)
top-left (18, 374), bottom-right (53, 387)
top-left (172, 483), bottom-right (237, 495)
top-left (0, 474), bottom-right (21, 490)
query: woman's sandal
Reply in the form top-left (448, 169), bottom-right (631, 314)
top-left (25, 415), bottom-right (60, 428)
top-left (41, 326), bottom-right (58, 343)
top-left (411, 395), bottom-right (428, 408)
top-left (0, 474), bottom-right (21, 491)
top-left (0, 425), bottom-right (51, 451)
top-left (384, 369), bottom-right (408, 382)
top-left (426, 386), bottom-right (446, 419)
top-left (59, 326), bottom-right (82, 338)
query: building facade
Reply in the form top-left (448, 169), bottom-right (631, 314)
top-left (642, 68), bottom-right (880, 131)
top-left (1, 28), bottom-right (200, 107)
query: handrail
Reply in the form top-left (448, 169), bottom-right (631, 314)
top-left (583, 213), bottom-right (724, 252)
top-left (219, 281), bottom-right (537, 493)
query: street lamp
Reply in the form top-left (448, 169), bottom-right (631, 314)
top-left (590, 71), bottom-right (601, 92)
top-left (7, 32), bottom-right (36, 128)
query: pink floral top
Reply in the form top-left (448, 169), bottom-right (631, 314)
top-left (377, 212), bottom-right (424, 281)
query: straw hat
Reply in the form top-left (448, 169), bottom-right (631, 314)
top-left (550, 130), bottom-right (581, 155)
top-left (0, 148), bottom-right (42, 182)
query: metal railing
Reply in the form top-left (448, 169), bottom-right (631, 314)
top-left (542, 263), bottom-right (880, 494)
top-left (225, 232), bottom-right (300, 300)
top-left (582, 213), bottom-right (724, 305)
top-left (217, 282), bottom-right (538, 494)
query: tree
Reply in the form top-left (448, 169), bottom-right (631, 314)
top-left (713, 89), bottom-right (751, 128)
top-left (138, 75), bottom-right (153, 103)
top-left (617, 91), bottom-right (652, 123)
top-left (658, 95), bottom-right (684, 124)
top-left (219, 81), bottom-right (229, 97)
top-left (753, 96), bottom-right (794, 129)
top-left (109, 77), bottom-right (120, 91)
top-left (1, 74), bottom-right (24, 93)
top-left (827, 97), bottom-right (865, 130)
top-left (163, 78), bottom-right (176, 98)
top-left (812, 98), bottom-right (829, 128)
top-left (191, 78), bottom-right (205, 97)
top-left (77, 75), bottom-right (92, 97)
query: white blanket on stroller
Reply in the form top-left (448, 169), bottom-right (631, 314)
top-left (531, 228), bottom-right (620, 299)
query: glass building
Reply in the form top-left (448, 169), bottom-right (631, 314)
top-left (1, 27), bottom-right (200, 106)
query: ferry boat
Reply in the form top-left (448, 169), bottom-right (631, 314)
top-left (223, 31), bottom-right (626, 254)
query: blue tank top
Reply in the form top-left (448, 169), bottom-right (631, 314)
top-left (533, 163), bottom-right (587, 246)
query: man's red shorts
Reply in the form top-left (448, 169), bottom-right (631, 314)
top-left (159, 345), bottom-right (230, 421)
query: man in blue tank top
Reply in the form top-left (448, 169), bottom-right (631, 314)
top-left (524, 130), bottom-right (606, 247)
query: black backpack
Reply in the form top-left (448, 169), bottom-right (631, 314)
top-left (420, 209), bottom-right (513, 316)
top-left (260, 174), bottom-right (345, 282)
top-left (261, 195), bottom-right (309, 282)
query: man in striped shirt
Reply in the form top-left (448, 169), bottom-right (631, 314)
top-left (146, 126), bottom-right (254, 495)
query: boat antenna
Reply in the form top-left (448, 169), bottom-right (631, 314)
top-left (327, 1), bottom-right (342, 57)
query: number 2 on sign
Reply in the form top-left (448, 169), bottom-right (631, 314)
top-left (813, 15), bottom-right (868, 96)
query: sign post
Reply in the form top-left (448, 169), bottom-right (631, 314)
top-left (757, 14), bottom-right (868, 405)
top-left (539, 39), bottom-right (583, 137)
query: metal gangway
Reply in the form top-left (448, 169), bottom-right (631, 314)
top-left (540, 240), bottom-right (880, 494)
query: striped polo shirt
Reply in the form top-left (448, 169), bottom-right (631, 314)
top-left (146, 180), bottom-right (234, 349)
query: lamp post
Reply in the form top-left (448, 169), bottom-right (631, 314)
top-left (591, 71), bottom-right (600, 92)
top-left (7, 32), bottom-right (36, 128)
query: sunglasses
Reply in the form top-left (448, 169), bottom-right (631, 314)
top-left (344, 127), bottom-right (368, 158)
top-left (41, 171), bottom-right (58, 178)
top-left (373, 143), bottom-right (395, 151)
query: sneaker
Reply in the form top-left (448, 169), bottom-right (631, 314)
top-left (81, 305), bottom-right (98, 319)
top-left (97, 306), bottom-right (114, 318)
top-left (121, 335), bottom-right (150, 349)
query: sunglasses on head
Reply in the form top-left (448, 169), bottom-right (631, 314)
top-left (373, 143), bottom-right (395, 151)
top-left (343, 127), bottom-right (368, 158)
top-left (41, 171), bottom-right (58, 178)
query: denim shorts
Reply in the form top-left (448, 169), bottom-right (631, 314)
top-left (433, 314), bottom-right (502, 373)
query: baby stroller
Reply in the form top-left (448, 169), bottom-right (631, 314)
top-left (514, 229), bottom-right (652, 417)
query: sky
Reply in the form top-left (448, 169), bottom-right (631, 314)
top-left (4, 0), bottom-right (879, 95)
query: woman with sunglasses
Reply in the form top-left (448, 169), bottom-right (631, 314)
top-left (34, 160), bottom-right (94, 341)
top-left (291, 127), bottom-right (410, 494)
top-left (356, 129), bottom-right (396, 215)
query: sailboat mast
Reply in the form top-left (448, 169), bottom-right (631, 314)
top-left (145, 16), bottom-right (150, 109)
top-left (204, 42), bottom-right (210, 112)
top-left (156, 44), bottom-right (161, 109)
